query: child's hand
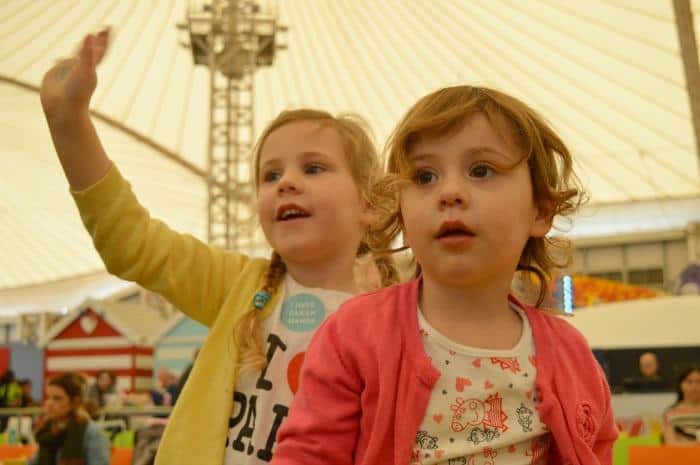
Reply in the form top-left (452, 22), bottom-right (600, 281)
top-left (40, 28), bottom-right (110, 121)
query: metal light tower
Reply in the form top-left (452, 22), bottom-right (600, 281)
top-left (179, 1), bottom-right (286, 250)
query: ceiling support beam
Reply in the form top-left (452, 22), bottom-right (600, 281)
top-left (673, 0), bottom-right (700, 178)
top-left (0, 75), bottom-right (206, 179)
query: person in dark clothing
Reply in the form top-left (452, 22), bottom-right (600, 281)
top-left (28, 372), bottom-right (109, 465)
top-left (150, 368), bottom-right (179, 406)
top-left (623, 352), bottom-right (666, 392)
top-left (19, 378), bottom-right (39, 407)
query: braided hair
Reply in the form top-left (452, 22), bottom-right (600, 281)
top-left (234, 109), bottom-right (400, 373)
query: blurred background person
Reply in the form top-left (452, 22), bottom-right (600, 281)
top-left (150, 368), bottom-right (179, 407)
top-left (623, 351), bottom-right (666, 392)
top-left (0, 370), bottom-right (23, 431)
top-left (663, 367), bottom-right (700, 445)
top-left (28, 372), bottom-right (110, 465)
top-left (639, 352), bottom-right (664, 383)
top-left (19, 378), bottom-right (39, 407)
top-left (84, 371), bottom-right (117, 419)
top-left (0, 370), bottom-right (23, 408)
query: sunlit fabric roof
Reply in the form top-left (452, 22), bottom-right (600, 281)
top-left (2, 0), bottom-right (700, 312)
top-left (0, 86), bottom-right (207, 307)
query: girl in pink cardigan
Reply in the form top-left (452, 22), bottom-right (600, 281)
top-left (273, 86), bottom-right (617, 465)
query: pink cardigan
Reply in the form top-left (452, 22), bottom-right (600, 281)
top-left (273, 279), bottom-right (617, 465)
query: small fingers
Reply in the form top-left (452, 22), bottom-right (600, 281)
top-left (79, 34), bottom-right (95, 66)
top-left (93, 27), bottom-right (111, 65)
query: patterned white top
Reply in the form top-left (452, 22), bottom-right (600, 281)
top-left (411, 305), bottom-right (550, 465)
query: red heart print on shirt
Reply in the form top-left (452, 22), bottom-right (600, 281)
top-left (484, 380), bottom-right (494, 390)
top-left (472, 358), bottom-right (482, 368)
top-left (287, 352), bottom-right (305, 394)
top-left (433, 413), bottom-right (443, 423)
top-left (456, 377), bottom-right (472, 392)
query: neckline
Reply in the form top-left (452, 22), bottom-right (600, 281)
top-left (417, 303), bottom-right (531, 356)
top-left (284, 274), bottom-right (354, 300)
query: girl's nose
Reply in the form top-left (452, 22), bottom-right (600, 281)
top-left (277, 171), bottom-right (303, 195)
top-left (438, 177), bottom-right (468, 209)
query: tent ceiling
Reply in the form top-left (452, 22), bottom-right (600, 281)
top-left (0, 85), bottom-right (207, 289)
top-left (2, 0), bottom-right (700, 308)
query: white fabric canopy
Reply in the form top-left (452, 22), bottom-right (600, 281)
top-left (2, 0), bottom-right (700, 312)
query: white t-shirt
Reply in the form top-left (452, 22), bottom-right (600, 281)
top-left (223, 275), bottom-right (352, 464)
top-left (411, 305), bottom-right (550, 465)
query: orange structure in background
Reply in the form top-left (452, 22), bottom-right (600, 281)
top-left (571, 275), bottom-right (665, 308)
top-left (629, 445), bottom-right (700, 465)
top-left (0, 445), bottom-right (35, 461)
top-left (0, 445), bottom-right (132, 465)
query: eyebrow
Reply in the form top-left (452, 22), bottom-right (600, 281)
top-left (259, 151), bottom-right (332, 169)
top-left (298, 150), bottom-right (334, 161)
top-left (408, 146), bottom-right (513, 163)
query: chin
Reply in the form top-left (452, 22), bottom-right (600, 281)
top-left (426, 266), bottom-right (482, 287)
top-left (276, 242), bottom-right (324, 262)
top-left (436, 276), bottom-right (478, 289)
top-left (433, 261), bottom-right (476, 276)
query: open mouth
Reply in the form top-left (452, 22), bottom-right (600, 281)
top-left (276, 204), bottom-right (311, 221)
top-left (436, 221), bottom-right (475, 239)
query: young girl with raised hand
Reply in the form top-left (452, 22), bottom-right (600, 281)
top-left (273, 85), bottom-right (618, 465)
top-left (39, 30), bottom-right (396, 465)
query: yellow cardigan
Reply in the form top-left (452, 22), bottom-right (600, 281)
top-left (72, 166), bottom-right (281, 465)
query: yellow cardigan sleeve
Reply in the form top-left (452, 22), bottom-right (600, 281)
top-left (71, 165), bottom-right (253, 327)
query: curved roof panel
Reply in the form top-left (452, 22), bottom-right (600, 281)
top-left (2, 0), bottom-right (700, 310)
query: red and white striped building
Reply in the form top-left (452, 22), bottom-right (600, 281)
top-left (39, 298), bottom-right (169, 392)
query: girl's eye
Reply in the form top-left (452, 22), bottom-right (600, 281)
top-left (261, 170), bottom-right (281, 183)
top-left (413, 169), bottom-right (437, 185)
top-left (470, 164), bottom-right (494, 179)
top-left (305, 164), bottom-right (325, 175)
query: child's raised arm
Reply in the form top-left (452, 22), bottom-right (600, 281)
top-left (40, 29), bottom-right (112, 190)
top-left (39, 29), bottom-right (254, 326)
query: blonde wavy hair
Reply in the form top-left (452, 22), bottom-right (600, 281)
top-left (235, 109), bottom-right (399, 372)
top-left (371, 86), bottom-right (585, 306)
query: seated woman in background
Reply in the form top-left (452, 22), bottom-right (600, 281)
top-left (663, 367), bottom-right (700, 445)
top-left (28, 372), bottom-right (110, 465)
top-left (84, 371), bottom-right (117, 419)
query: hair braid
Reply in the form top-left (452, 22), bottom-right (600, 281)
top-left (234, 252), bottom-right (287, 373)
